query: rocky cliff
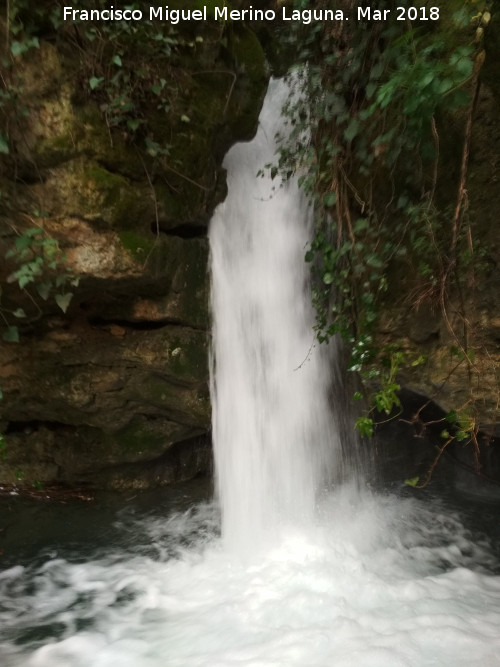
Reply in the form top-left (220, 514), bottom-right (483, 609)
top-left (0, 4), bottom-right (268, 489)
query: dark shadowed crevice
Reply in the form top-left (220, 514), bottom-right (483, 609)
top-left (374, 389), bottom-right (500, 499)
top-left (79, 431), bottom-right (213, 490)
top-left (150, 222), bottom-right (207, 239)
top-left (88, 316), bottom-right (207, 332)
top-left (5, 420), bottom-right (71, 435)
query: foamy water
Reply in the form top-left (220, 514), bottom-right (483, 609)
top-left (1, 491), bottom-right (500, 666)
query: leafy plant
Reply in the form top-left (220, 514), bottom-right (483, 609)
top-left (2, 0), bottom-right (207, 170)
top-left (1, 225), bottom-right (79, 343)
top-left (273, 0), bottom-right (488, 454)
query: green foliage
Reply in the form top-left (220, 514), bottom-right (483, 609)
top-left (1, 1), bottom-right (43, 151)
top-left (1, 0), bottom-right (214, 165)
top-left (274, 0), bottom-right (481, 437)
top-left (355, 416), bottom-right (374, 438)
top-left (68, 1), bottom-right (209, 155)
top-left (352, 347), bottom-right (423, 435)
top-left (10, 36), bottom-right (39, 57)
top-left (78, 10), bottom-right (182, 149)
top-left (0, 133), bottom-right (9, 154)
top-left (445, 407), bottom-right (476, 443)
top-left (1, 225), bottom-right (78, 343)
top-left (2, 325), bottom-right (20, 343)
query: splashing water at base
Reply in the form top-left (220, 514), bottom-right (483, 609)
top-left (2, 79), bottom-right (500, 666)
top-left (1, 491), bottom-right (500, 667)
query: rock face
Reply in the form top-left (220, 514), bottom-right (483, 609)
top-left (0, 13), bottom-right (268, 489)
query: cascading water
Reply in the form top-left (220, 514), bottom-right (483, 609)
top-left (2, 79), bottom-right (500, 667)
top-left (209, 78), bottom-right (338, 551)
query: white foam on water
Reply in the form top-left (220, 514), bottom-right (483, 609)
top-left (2, 78), bottom-right (500, 667)
top-left (1, 493), bottom-right (500, 667)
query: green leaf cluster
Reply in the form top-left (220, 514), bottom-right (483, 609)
top-left (1, 226), bottom-right (79, 343)
top-left (1, 0), bottom-right (209, 162)
top-left (274, 0), bottom-right (480, 438)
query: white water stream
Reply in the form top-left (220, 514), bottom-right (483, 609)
top-left (1, 79), bottom-right (500, 667)
top-left (209, 78), bottom-right (337, 553)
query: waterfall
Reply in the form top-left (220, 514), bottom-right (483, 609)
top-left (2, 78), bottom-right (500, 667)
top-left (209, 78), bottom-right (339, 551)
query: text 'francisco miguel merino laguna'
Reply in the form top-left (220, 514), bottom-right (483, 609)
top-left (64, 5), bottom-right (435, 24)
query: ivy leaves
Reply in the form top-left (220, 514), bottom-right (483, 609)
top-left (1, 227), bottom-right (79, 344)
top-left (276, 0), bottom-right (478, 442)
top-left (79, 6), bottom-right (198, 154)
top-left (371, 42), bottom-right (473, 132)
top-left (2, 325), bottom-right (20, 343)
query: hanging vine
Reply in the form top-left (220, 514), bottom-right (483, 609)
top-left (272, 0), bottom-right (495, 469)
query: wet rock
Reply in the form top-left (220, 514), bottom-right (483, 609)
top-left (0, 14), bottom-right (267, 489)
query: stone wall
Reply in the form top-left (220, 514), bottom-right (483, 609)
top-left (0, 11), bottom-right (268, 489)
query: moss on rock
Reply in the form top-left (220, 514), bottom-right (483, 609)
top-left (118, 231), bottom-right (156, 263)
